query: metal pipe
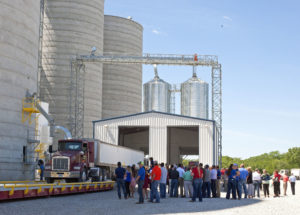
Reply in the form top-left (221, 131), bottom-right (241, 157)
top-left (192, 66), bottom-right (197, 77)
top-left (55, 126), bottom-right (72, 140)
top-left (154, 64), bottom-right (159, 78)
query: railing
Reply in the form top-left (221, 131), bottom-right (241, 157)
top-left (1, 181), bottom-right (115, 197)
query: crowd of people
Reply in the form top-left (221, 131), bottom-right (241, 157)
top-left (114, 159), bottom-right (297, 204)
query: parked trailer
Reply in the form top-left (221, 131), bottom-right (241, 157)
top-left (291, 169), bottom-right (300, 179)
top-left (0, 181), bottom-right (114, 201)
top-left (45, 139), bottom-right (144, 183)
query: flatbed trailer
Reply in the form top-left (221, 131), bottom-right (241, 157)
top-left (0, 180), bottom-right (114, 201)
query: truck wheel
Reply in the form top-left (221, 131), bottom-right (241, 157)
top-left (79, 168), bottom-right (87, 182)
top-left (92, 176), bottom-right (100, 182)
top-left (46, 178), bottom-right (54, 184)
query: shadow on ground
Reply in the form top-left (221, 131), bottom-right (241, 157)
top-left (0, 190), bottom-right (262, 215)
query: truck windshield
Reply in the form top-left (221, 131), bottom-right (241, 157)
top-left (58, 142), bottom-right (82, 151)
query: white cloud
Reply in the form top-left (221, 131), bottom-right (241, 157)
top-left (223, 16), bottom-right (232, 21)
top-left (152, 29), bottom-right (161, 35)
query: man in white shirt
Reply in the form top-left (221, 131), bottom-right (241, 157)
top-left (159, 163), bottom-right (168, 198)
top-left (289, 173), bottom-right (296, 195)
top-left (210, 165), bottom-right (218, 197)
top-left (252, 169), bottom-right (261, 198)
top-left (176, 164), bottom-right (185, 197)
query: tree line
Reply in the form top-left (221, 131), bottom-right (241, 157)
top-left (182, 147), bottom-right (300, 173)
top-left (222, 147), bottom-right (300, 173)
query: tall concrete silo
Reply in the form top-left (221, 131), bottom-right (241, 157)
top-left (102, 15), bottom-right (143, 119)
top-left (144, 65), bottom-right (171, 113)
top-left (181, 71), bottom-right (209, 119)
top-left (40, 0), bottom-right (104, 139)
top-left (0, 0), bottom-right (40, 180)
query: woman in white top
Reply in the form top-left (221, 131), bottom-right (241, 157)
top-left (252, 168), bottom-right (261, 198)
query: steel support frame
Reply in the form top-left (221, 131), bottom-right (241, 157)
top-left (37, 0), bottom-right (45, 98)
top-left (170, 84), bottom-right (180, 114)
top-left (71, 53), bottom-right (222, 165)
top-left (69, 60), bottom-right (85, 138)
top-left (211, 64), bottom-right (222, 167)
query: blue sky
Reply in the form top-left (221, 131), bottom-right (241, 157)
top-left (104, 0), bottom-right (300, 158)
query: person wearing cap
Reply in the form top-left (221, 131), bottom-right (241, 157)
top-left (252, 168), bottom-right (261, 198)
top-left (226, 164), bottom-right (237, 200)
top-left (115, 161), bottom-right (127, 199)
top-left (135, 161), bottom-right (145, 204)
top-left (149, 161), bottom-right (161, 203)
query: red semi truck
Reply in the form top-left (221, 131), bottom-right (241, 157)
top-left (44, 139), bottom-right (144, 183)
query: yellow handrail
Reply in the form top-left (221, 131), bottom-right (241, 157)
top-left (0, 181), bottom-right (46, 184)
top-left (3, 181), bottom-right (114, 189)
top-left (3, 181), bottom-right (114, 196)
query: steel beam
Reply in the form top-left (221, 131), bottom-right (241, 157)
top-left (76, 53), bottom-right (218, 66)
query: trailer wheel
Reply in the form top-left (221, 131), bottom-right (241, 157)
top-left (92, 176), bottom-right (100, 182)
top-left (79, 168), bottom-right (87, 182)
top-left (46, 178), bottom-right (54, 184)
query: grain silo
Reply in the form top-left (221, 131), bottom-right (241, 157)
top-left (102, 15), bottom-right (143, 119)
top-left (181, 70), bottom-right (209, 119)
top-left (40, 0), bottom-right (104, 139)
top-left (143, 65), bottom-right (171, 112)
top-left (0, 0), bottom-right (40, 180)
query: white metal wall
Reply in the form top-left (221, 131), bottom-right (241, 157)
top-left (94, 112), bottom-right (218, 165)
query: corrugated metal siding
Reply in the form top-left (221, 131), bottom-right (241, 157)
top-left (94, 112), bottom-right (218, 165)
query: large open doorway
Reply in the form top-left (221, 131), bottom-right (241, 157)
top-left (118, 126), bottom-right (150, 155)
top-left (167, 126), bottom-right (199, 165)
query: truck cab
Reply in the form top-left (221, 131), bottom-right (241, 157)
top-left (45, 139), bottom-right (94, 183)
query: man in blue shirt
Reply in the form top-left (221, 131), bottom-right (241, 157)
top-left (136, 161), bottom-right (145, 204)
top-left (226, 164), bottom-right (237, 200)
top-left (216, 165), bottom-right (221, 197)
top-left (115, 161), bottom-right (127, 199)
top-left (239, 164), bottom-right (249, 198)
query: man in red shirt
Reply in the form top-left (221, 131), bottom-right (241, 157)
top-left (273, 170), bottom-right (281, 197)
top-left (190, 163), bottom-right (205, 202)
top-left (150, 161), bottom-right (161, 203)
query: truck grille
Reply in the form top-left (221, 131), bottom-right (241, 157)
top-left (52, 157), bottom-right (69, 171)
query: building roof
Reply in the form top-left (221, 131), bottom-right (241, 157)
top-left (93, 111), bottom-right (215, 124)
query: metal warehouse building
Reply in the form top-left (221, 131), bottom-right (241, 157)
top-left (93, 111), bottom-right (218, 165)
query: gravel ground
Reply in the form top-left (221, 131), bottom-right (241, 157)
top-left (0, 182), bottom-right (299, 215)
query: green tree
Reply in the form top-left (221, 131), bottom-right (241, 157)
top-left (221, 147), bottom-right (300, 173)
top-left (286, 147), bottom-right (300, 168)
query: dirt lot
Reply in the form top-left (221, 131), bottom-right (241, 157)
top-left (0, 182), bottom-right (299, 215)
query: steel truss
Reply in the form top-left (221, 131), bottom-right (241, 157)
top-left (69, 60), bottom-right (85, 138)
top-left (71, 53), bottom-right (222, 166)
top-left (212, 65), bottom-right (222, 166)
top-left (37, 0), bottom-right (45, 98)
